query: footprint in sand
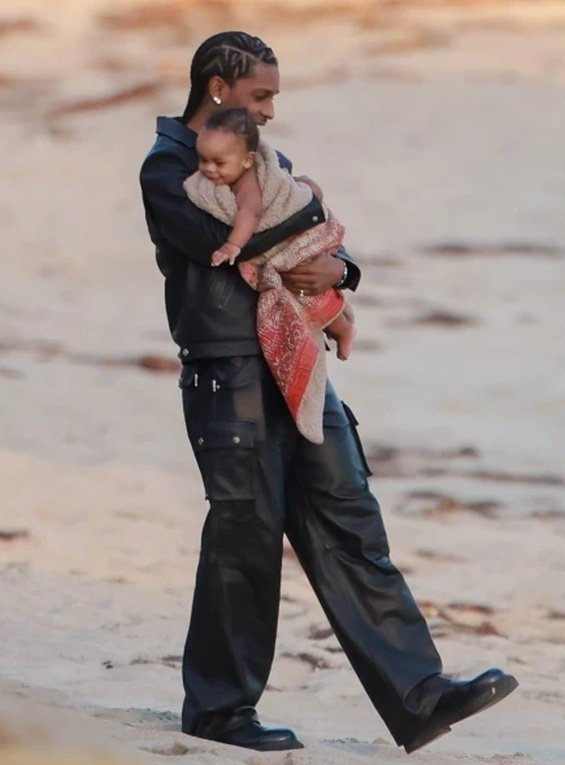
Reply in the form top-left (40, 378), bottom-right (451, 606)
top-left (141, 742), bottom-right (189, 756)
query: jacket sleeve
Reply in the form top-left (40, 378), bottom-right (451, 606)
top-left (335, 244), bottom-right (361, 292)
top-left (141, 147), bottom-right (362, 289)
top-left (140, 149), bottom-right (324, 268)
top-left (140, 151), bottom-right (232, 268)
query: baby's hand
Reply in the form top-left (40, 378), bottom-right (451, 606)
top-left (211, 242), bottom-right (242, 267)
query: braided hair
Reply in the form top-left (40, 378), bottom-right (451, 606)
top-left (182, 31), bottom-right (277, 121)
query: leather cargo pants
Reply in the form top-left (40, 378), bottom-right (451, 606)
top-left (179, 356), bottom-right (442, 746)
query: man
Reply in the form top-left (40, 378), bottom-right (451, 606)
top-left (140, 30), bottom-right (517, 755)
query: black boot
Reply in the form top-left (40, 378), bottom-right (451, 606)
top-left (216, 718), bottom-right (304, 751)
top-left (185, 706), bottom-right (304, 752)
top-left (404, 668), bottom-right (519, 754)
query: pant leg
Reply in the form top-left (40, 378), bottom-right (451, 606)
top-left (180, 357), bottom-right (297, 737)
top-left (284, 381), bottom-right (443, 746)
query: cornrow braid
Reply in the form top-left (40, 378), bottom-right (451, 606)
top-left (182, 31), bottom-right (277, 122)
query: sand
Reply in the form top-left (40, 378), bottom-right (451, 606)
top-left (1, 1), bottom-right (564, 763)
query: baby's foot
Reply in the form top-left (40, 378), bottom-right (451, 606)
top-left (336, 323), bottom-right (356, 361)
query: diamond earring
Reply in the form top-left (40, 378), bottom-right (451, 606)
top-left (212, 96), bottom-right (222, 105)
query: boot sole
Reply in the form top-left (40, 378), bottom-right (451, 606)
top-left (404, 725), bottom-right (452, 754)
top-left (228, 739), bottom-right (305, 752)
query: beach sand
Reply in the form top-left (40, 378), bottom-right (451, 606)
top-left (1, 1), bottom-right (564, 763)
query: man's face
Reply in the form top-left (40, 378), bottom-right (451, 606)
top-left (222, 63), bottom-right (280, 126)
top-left (196, 128), bottom-right (253, 186)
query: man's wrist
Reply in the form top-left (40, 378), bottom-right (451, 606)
top-left (334, 259), bottom-right (348, 289)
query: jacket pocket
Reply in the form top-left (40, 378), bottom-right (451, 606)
top-left (190, 420), bottom-right (256, 502)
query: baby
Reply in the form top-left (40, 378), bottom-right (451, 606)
top-left (188, 108), bottom-right (355, 362)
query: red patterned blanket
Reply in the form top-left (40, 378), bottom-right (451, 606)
top-left (239, 211), bottom-right (345, 443)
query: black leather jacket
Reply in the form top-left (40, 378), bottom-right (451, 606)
top-left (140, 116), bottom-right (360, 360)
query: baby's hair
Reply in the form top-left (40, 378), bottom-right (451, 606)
top-left (204, 108), bottom-right (259, 152)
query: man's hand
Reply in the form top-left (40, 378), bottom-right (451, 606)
top-left (281, 252), bottom-right (345, 295)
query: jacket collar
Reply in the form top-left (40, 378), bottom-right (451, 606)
top-left (156, 116), bottom-right (197, 149)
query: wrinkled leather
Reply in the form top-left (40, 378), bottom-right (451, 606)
top-left (180, 357), bottom-right (443, 745)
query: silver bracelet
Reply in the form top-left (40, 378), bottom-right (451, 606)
top-left (334, 260), bottom-right (348, 289)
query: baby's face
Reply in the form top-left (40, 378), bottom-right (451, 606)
top-left (196, 128), bottom-right (253, 187)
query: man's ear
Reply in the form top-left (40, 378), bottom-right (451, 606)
top-left (208, 75), bottom-right (229, 104)
top-left (242, 151), bottom-right (256, 170)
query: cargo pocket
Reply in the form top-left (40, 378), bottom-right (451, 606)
top-left (190, 420), bottom-right (256, 502)
top-left (341, 401), bottom-right (374, 477)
